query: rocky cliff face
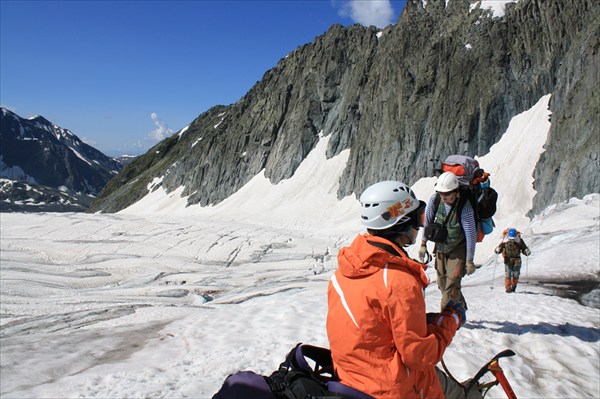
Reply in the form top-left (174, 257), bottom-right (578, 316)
top-left (89, 0), bottom-right (599, 215)
top-left (531, 4), bottom-right (600, 214)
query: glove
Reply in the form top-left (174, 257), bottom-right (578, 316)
top-left (418, 245), bottom-right (428, 262)
top-left (466, 260), bottom-right (477, 275)
top-left (524, 248), bottom-right (531, 256)
top-left (494, 247), bottom-right (501, 254)
top-left (444, 300), bottom-right (467, 328)
top-left (426, 312), bottom-right (440, 325)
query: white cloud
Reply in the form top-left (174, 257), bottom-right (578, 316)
top-left (338, 0), bottom-right (395, 28)
top-left (148, 112), bottom-right (174, 142)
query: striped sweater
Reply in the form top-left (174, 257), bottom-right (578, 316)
top-left (424, 193), bottom-right (477, 261)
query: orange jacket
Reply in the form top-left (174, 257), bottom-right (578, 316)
top-left (327, 234), bottom-right (461, 399)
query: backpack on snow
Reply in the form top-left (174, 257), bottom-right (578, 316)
top-left (212, 343), bottom-right (374, 399)
top-left (434, 155), bottom-right (498, 242)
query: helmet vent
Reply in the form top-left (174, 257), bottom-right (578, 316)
top-left (363, 203), bottom-right (379, 208)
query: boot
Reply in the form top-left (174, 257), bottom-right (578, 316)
top-left (504, 278), bottom-right (512, 293)
top-left (511, 278), bottom-right (519, 292)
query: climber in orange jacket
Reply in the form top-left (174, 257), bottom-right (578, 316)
top-left (327, 181), bottom-right (481, 399)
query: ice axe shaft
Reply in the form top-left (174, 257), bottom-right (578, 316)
top-left (489, 360), bottom-right (518, 399)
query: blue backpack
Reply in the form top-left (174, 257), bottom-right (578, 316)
top-left (212, 344), bottom-right (374, 399)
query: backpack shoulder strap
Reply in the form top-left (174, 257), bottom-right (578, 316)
top-left (455, 187), bottom-right (478, 228)
top-left (434, 192), bottom-right (441, 211)
top-left (457, 190), bottom-right (468, 213)
top-left (297, 345), bottom-right (334, 378)
top-left (433, 193), bottom-right (458, 227)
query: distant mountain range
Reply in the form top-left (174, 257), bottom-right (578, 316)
top-left (0, 107), bottom-right (126, 212)
top-left (113, 154), bottom-right (138, 167)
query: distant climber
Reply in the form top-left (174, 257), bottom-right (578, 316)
top-left (495, 228), bottom-right (531, 293)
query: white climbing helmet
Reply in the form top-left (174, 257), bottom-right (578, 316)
top-left (360, 181), bottom-right (420, 230)
top-left (435, 172), bottom-right (459, 193)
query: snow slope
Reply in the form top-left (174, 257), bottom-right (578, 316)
top-left (1, 93), bottom-right (598, 398)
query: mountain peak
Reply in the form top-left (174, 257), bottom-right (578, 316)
top-left (0, 109), bottom-right (123, 211)
top-left (28, 114), bottom-right (53, 125)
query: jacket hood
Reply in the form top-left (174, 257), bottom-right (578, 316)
top-left (337, 233), bottom-right (430, 288)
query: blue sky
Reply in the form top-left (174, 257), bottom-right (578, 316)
top-left (1, 0), bottom-right (406, 156)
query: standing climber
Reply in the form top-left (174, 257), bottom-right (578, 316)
top-left (495, 228), bottom-right (531, 293)
top-left (420, 172), bottom-right (478, 310)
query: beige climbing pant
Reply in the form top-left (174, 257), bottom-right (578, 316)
top-left (435, 245), bottom-right (467, 310)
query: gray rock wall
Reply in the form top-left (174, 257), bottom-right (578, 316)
top-left (89, 0), bottom-right (599, 215)
top-left (532, 8), bottom-right (599, 214)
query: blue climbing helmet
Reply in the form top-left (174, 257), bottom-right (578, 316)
top-left (507, 228), bottom-right (517, 240)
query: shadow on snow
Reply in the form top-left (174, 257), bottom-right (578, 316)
top-left (465, 320), bottom-right (600, 343)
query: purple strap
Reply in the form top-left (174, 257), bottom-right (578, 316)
top-left (326, 381), bottom-right (376, 399)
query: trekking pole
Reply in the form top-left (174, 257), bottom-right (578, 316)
top-left (525, 255), bottom-right (529, 285)
top-left (490, 254), bottom-right (499, 290)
